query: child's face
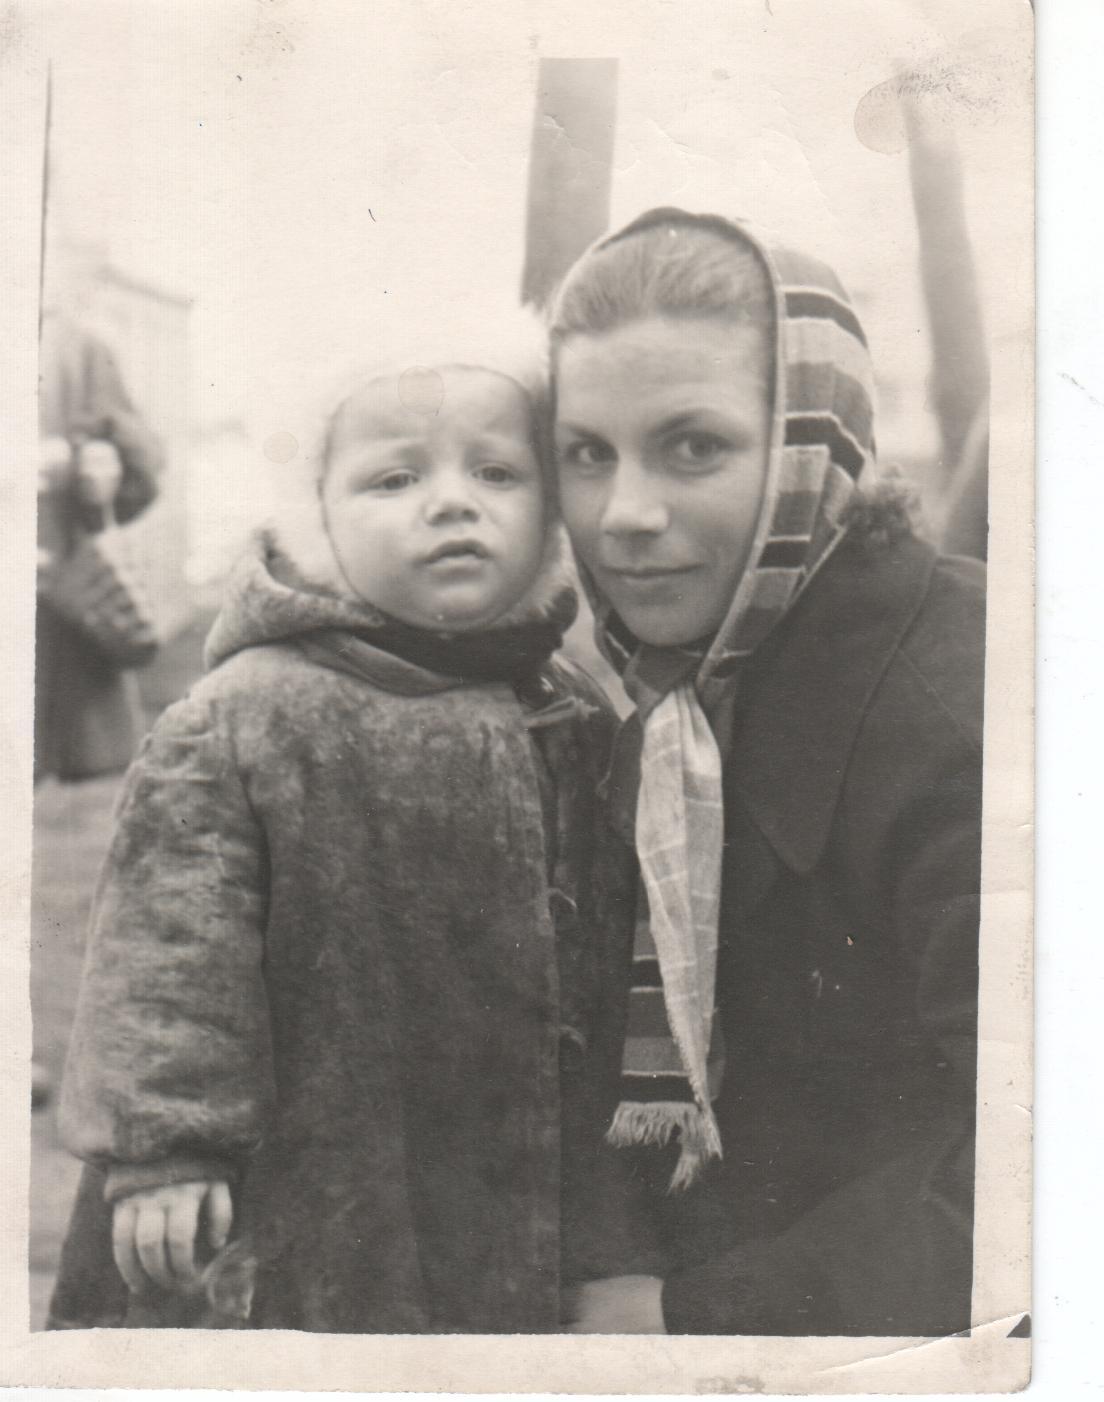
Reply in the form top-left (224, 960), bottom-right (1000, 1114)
top-left (554, 315), bottom-right (771, 647)
top-left (322, 368), bottom-right (546, 632)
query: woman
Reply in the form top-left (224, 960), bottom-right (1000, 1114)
top-left (552, 209), bottom-right (984, 1336)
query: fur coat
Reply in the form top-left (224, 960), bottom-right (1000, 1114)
top-left (50, 508), bottom-right (636, 1333)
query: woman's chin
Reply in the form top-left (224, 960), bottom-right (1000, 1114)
top-left (614, 606), bottom-right (714, 650)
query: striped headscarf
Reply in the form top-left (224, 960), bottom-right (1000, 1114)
top-left (559, 211), bottom-right (878, 1189)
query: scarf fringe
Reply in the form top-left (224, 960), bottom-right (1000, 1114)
top-left (606, 1099), bottom-right (723, 1193)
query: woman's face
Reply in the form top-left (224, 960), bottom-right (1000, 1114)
top-left (554, 315), bottom-right (772, 647)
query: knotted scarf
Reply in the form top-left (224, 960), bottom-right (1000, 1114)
top-left (606, 667), bottom-right (727, 1189)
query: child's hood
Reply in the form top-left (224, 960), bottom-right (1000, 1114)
top-left (203, 467), bottom-right (573, 673)
top-left (203, 533), bottom-right (377, 673)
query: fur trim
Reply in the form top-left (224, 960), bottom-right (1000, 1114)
top-left (841, 475), bottom-right (924, 552)
top-left (266, 463), bottom-right (349, 597)
top-left (496, 523), bottom-right (575, 629)
top-left (282, 304), bottom-right (551, 490)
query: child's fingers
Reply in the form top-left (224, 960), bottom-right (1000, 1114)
top-left (165, 1190), bottom-right (203, 1284)
top-left (205, 1182), bottom-right (233, 1252)
top-left (111, 1198), bottom-right (148, 1294)
top-left (133, 1200), bottom-right (173, 1289)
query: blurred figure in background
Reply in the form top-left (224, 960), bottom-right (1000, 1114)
top-left (36, 310), bottom-right (163, 786)
top-left (34, 310), bottom-right (163, 1111)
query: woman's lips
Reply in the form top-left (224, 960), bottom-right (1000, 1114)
top-left (601, 563), bottom-right (699, 580)
top-left (598, 563), bottom-right (703, 603)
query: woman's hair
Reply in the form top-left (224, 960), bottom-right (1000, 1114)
top-left (549, 216), bottom-right (775, 378)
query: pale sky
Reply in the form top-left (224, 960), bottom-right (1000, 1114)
top-left (43, 0), bottom-right (1031, 465)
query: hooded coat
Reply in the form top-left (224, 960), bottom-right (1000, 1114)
top-left (560, 212), bottom-right (985, 1337)
top-left (50, 507), bottom-right (636, 1333)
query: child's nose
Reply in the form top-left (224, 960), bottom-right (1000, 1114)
top-left (424, 466), bottom-right (480, 523)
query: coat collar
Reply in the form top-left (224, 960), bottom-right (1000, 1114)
top-left (728, 531), bottom-right (938, 875)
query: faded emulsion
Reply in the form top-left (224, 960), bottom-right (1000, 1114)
top-left (22, 8), bottom-right (1031, 1392)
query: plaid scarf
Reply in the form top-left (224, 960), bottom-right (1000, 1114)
top-left (574, 211), bottom-right (878, 1190)
top-left (606, 672), bottom-right (727, 1189)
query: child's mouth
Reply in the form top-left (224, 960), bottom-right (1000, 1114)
top-left (424, 539), bottom-right (490, 565)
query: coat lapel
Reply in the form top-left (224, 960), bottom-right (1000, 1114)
top-left (727, 534), bottom-right (938, 876)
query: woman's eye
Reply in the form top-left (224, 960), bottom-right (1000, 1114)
top-left (558, 440), bottom-right (615, 472)
top-left (668, 432), bottom-right (731, 468)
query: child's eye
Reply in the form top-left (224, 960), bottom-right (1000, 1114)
top-left (474, 462), bottom-right (520, 485)
top-left (667, 432), bottom-right (732, 469)
top-left (372, 469), bottom-right (418, 492)
top-left (558, 440), bottom-right (615, 472)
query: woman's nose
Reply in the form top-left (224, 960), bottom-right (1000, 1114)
top-left (599, 462), bottom-right (669, 537)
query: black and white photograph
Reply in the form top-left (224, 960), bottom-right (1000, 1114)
top-left (1, 0), bottom-right (1033, 1391)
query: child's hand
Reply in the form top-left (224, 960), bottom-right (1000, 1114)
top-left (112, 1180), bottom-right (232, 1293)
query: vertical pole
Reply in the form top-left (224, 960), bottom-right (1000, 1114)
top-left (39, 62), bottom-right (53, 337)
top-left (520, 58), bottom-right (618, 310)
top-left (521, 59), bottom-right (623, 701)
top-left (903, 94), bottom-right (990, 556)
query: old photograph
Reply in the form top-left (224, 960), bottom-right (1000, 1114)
top-left (3, 0), bottom-right (1032, 1391)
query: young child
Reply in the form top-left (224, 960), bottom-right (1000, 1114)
top-left (49, 327), bottom-right (635, 1332)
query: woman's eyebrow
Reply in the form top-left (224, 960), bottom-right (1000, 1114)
top-left (556, 411), bottom-right (744, 440)
top-left (654, 412), bottom-right (699, 436)
top-left (654, 411), bottom-right (757, 446)
top-left (554, 420), bottom-right (606, 439)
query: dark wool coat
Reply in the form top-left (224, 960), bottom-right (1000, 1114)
top-left (36, 313), bottom-right (163, 782)
top-left (51, 542), bottom-right (635, 1332)
top-left (577, 529), bottom-right (985, 1337)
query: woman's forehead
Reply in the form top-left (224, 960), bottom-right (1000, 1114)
top-left (555, 316), bottom-right (770, 416)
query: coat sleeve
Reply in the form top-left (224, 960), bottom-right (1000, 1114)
top-left (661, 607), bottom-right (984, 1336)
top-left (59, 688), bottom-right (275, 1200)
